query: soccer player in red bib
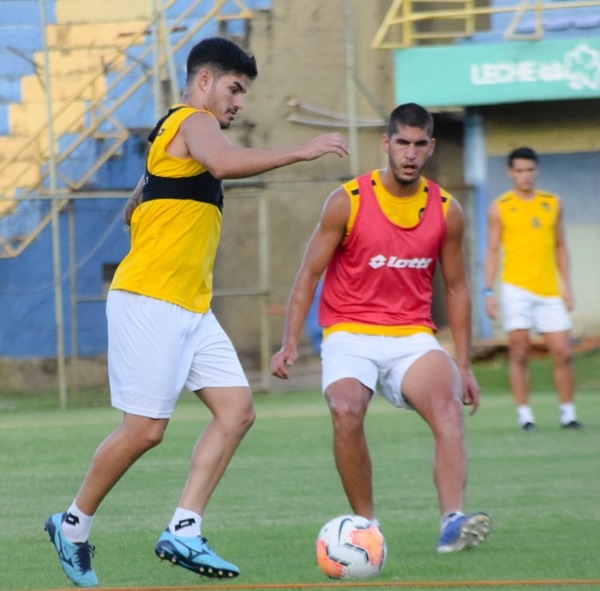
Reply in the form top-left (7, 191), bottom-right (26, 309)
top-left (271, 103), bottom-right (491, 553)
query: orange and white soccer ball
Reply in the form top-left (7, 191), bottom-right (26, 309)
top-left (316, 514), bottom-right (386, 579)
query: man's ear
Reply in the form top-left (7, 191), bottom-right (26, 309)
top-left (428, 137), bottom-right (437, 157)
top-left (381, 133), bottom-right (390, 154)
top-left (196, 67), bottom-right (212, 92)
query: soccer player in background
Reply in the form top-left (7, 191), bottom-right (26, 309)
top-left (45, 36), bottom-right (348, 587)
top-left (271, 103), bottom-right (491, 553)
top-left (484, 147), bottom-right (582, 431)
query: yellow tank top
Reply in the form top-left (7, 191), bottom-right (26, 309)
top-left (496, 190), bottom-right (561, 296)
top-left (344, 170), bottom-right (452, 233)
top-left (110, 105), bottom-right (223, 312)
top-left (323, 170), bottom-right (452, 339)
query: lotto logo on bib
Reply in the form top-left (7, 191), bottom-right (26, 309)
top-left (368, 255), bottom-right (433, 269)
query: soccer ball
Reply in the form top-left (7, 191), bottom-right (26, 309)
top-left (316, 514), bottom-right (386, 579)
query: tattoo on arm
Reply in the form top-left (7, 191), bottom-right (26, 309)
top-left (124, 177), bottom-right (144, 225)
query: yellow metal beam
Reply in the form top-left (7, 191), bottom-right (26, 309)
top-left (0, 0), bottom-right (256, 258)
top-left (372, 0), bottom-right (600, 49)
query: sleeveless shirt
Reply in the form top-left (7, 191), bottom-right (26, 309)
top-left (496, 190), bottom-right (561, 296)
top-left (110, 105), bottom-right (223, 312)
top-left (320, 171), bottom-right (447, 337)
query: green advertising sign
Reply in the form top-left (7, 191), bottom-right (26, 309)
top-left (394, 38), bottom-right (600, 107)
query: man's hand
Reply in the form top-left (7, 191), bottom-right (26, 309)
top-left (301, 133), bottom-right (349, 160)
top-left (562, 287), bottom-right (575, 311)
top-left (270, 346), bottom-right (299, 380)
top-left (460, 366), bottom-right (481, 415)
top-left (484, 293), bottom-right (498, 320)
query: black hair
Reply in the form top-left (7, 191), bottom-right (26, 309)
top-left (508, 147), bottom-right (538, 167)
top-left (386, 103), bottom-right (434, 137)
top-left (186, 37), bottom-right (258, 84)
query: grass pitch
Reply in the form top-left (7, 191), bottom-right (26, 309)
top-left (1, 349), bottom-right (599, 590)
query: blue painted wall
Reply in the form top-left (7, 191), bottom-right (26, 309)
top-left (0, 197), bottom-right (130, 357)
top-left (0, 0), bottom-right (271, 358)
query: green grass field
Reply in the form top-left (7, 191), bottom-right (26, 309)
top-left (1, 349), bottom-right (599, 591)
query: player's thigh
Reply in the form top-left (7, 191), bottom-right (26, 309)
top-left (400, 349), bottom-right (461, 419)
top-left (107, 291), bottom-right (193, 419)
top-left (378, 333), bottom-right (447, 409)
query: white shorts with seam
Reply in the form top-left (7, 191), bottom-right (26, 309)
top-left (501, 283), bottom-right (572, 333)
top-left (321, 331), bottom-right (447, 409)
top-left (107, 290), bottom-right (249, 419)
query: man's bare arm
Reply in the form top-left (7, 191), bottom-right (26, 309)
top-left (270, 188), bottom-right (350, 379)
top-left (440, 199), bottom-right (480, 413)
top-left (483, 203), bottom-right (502, 319)
top-left (555, 205), bottom-right (574, 310)
top-left (182, 113), bottom-right (348, 180)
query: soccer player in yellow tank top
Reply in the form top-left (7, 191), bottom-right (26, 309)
top-left (484, 147), bottom-right (582, 432)
top-left (45, 37), bottom-right (348, 586)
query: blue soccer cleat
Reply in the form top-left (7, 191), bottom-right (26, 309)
top-left (155, 529), bottom-right (239, 578)
top-left (437, 512), bottom-right (491, 553)
top-left (45, 513), bottom-right (98, 587)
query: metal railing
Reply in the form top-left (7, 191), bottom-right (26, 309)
top-left (372, 0), bottom-right (600, 49)
top-left (0, 0), bottom-right (253, 258)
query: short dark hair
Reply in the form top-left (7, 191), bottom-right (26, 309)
top-left (508, 147), bottom-right (538, 167)
top-left (186, 37), bottom-right (258, 84)
top-left (386, 103), bottom-right (434, 137)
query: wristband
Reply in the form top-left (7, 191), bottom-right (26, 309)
top-left (483, 288), bottom-right (494, 298)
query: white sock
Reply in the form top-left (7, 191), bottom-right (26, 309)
top-left (62, 502), bottom-right (95, 543)
top-left (168, 507), bottom-right (202, 538)
top-left (441, 511), bottom-right (463, 532)
top-left (559, 402), bottom-right (576, 425)
top-left (517, 405), bottom-right (535, 426)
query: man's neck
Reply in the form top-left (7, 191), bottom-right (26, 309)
top-left (513, 188), bottom-right (535, 200)
top-left (379, 169), bottom-right (423, 198)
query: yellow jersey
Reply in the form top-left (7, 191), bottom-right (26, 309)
top-left (111, 105), bottom-right (223, 312)
top-left (496, 190), bottom-right (561, 296)
top-left (344, 170), bottom-right (452, 234)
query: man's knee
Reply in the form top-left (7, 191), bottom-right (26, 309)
top-left (221, 402), bottom-right (256, 439)
top-left (118, 418), bottom-right (167, 451)
top-left (237, 405), bottom-right (256, 434)
top-left (326, 384), bottom-right (369, 431)
top-left (553, 347), bottom-right (573, 368)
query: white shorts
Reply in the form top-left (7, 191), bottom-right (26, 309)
top-left (107, 290), bottom-right (249, 419)
top-left (321, 331), bottom-right (446, 409)
top-left (501, 283), bottom-right (572, 333)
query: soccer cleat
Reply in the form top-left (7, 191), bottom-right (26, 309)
top-left (45, 513), bottom-right (98, 587)
top-left (521, 422), bottom-right (536, 432)
top-left (155, 529), bottom-right (239, 578)
top-left (561, 420), bottom-right (584, 430)
top-left (437, 512), bottom-right (491, 553)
